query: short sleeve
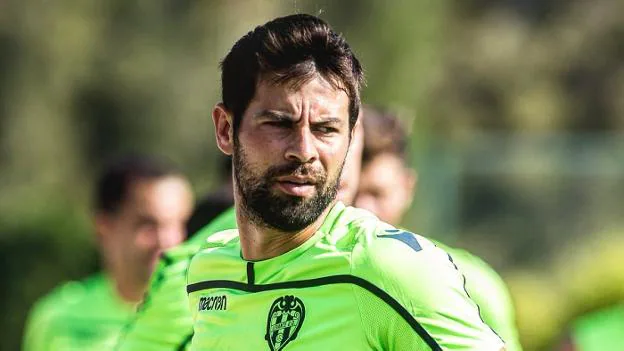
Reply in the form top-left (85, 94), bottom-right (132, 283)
top-left (448, 248), bottom-right (521, 351)
top-left (352, 229), bottom-right (505, 351)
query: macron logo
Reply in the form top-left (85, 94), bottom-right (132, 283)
top-left (198, 295), bottom-right (227, 311)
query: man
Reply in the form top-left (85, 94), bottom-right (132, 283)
top-left (115, 105), bottom-right (364, 351)
top-left (355, 106), bottom-right (523, 351)
top-left (23, 154), bottom-right (194, 350)
top-left (186, 14), bottom-right (504, 350)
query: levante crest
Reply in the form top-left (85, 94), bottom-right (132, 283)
top-left (265, 295), bottom-right (306, 351)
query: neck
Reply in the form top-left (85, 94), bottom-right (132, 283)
top-left (113, 275), bottom-right (144, 304)
top-left (102, 258), bottom-right (144, 305)
top-left (237, 202), bottom-right (335, 261)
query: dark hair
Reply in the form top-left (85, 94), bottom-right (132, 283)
top-left (361, 105), bottom-right (408, 163)
top-left (221, 14), bottom-right (364, 134)
top-left (94, 154), bottom-right (183, 214)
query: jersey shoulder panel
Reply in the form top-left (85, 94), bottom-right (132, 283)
top-left (187, 229), bottom-right (242, 284)
top-left (323, 205), bottom-right (380, 249)
top-left (350, 223), bottom-right (505, 350)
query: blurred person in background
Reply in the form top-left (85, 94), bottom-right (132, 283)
top-left (558, 304), bottom-right (624, 350)
top-left (355, 105), bottom-right (523, 351)
top-left (23, 154), bottom-right (194, 350)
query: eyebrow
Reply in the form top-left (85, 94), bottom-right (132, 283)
top-left (254, 110), bottom-right (343, 124)
top-left (253, 110), bottom-right (295, 121)
top-left (314, 117), bottom-right (342, 125)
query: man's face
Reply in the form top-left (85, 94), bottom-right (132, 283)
top-left (100, 176), bottom-right (193, 284)
top-left (232, 75), bottom-right (352, 231)
top-left (355, 153), bottom-right (416, 226)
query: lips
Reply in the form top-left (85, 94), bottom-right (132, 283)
top-left (276, 176), bottom-right (315, 184)
top-left (275, 176), bottom-right (317, 197)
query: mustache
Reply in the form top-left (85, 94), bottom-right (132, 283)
top-left (265, 162), bottom-right (325, 184)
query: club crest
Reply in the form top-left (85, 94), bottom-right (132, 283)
top-left (265, 295), bottom-right (305, 351)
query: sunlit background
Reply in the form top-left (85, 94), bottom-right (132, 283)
top-left (1, 1), bottom-right (623, 350)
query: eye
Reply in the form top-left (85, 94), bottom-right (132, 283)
top-left (313, 126), bottom-right (338, 134)
top-left (366, 189), bottom-right (384, 199)
top-left (135, 216), bottom-right (158, 232)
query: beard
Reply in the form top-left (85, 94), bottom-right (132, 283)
top-left (233, 140), bottom-right (343, 232)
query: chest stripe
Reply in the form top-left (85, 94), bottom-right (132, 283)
top-left (187, 274), bottom-right (441, 351)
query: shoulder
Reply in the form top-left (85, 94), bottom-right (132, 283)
top-left (146, 230), bottom-right (239, 299)
top-left (443, 245), bottom-right (511, 301)
top-left (187, 229), bottom-right (241, 282)
top-left (349, 225), bottom-right (505, 350)
top-left (353, 227), bottom-right (462, 299)
top-left (26, 275), bottom-right (102, 329)
top-left (326, 205), bottom-right (454, 283)
top-left (23, 281), bottom-right (78, 350)
top-left (347, 215), bottom-right (449, 274)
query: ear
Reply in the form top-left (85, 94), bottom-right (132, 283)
top-left (94, 212), bottom-right (111, 245)
top-left (213, 103), bottom-right (234, 156)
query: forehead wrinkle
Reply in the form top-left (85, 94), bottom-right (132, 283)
top-left (252, 77), bottom-right (348, 125)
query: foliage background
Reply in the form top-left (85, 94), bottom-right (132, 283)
top-left (1, 1), bottom-right (623, 350)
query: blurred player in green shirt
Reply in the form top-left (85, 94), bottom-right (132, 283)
top-left (185, 14), bottom-right (503, 350)
top-left (557, 304), bottom-right (624, 351)
top-left (23, 155), bottom-right (194, 351)
top-left (355, 106), bottom-right (522, 351)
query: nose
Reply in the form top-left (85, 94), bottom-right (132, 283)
top-left (285, 127), bottom-right (318, 163)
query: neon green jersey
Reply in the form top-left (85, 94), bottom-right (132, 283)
top-left (436, 243), bottom-right (522, 351)
top-left (570, 304), bottom-right (624, 350)
top-left (115, 207), bottom-right (237, 351)
top-left (187, 203), bottom-right (504, 350)
top-left (118, 205), bottom-right (516, 351)
top-left (23, 273), bottom-right (134, 351)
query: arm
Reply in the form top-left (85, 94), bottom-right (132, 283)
top-left (445, 246), bottom-right (522, 351)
